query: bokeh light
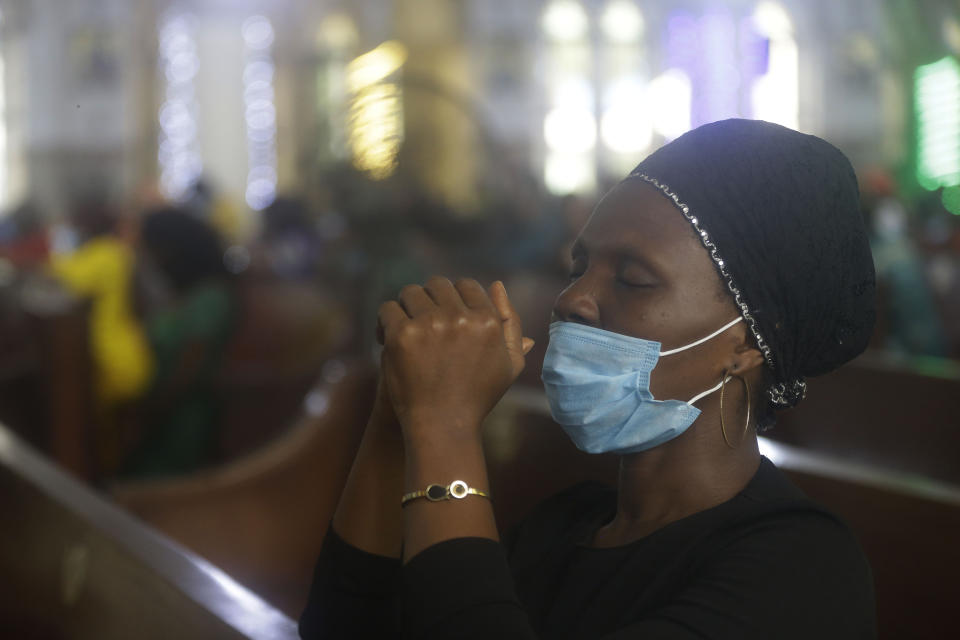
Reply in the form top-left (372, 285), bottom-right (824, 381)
top-left (915, 56), bottom-right (960, 190)
top-left (243, 16), bottom-right (278, 211)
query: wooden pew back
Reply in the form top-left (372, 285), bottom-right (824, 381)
top-left (0, 423), bottom-right (298, 640)
top-left (773, 352), bottom-right (960, 485)
top-left (111, 362), bottom-right (375, 617)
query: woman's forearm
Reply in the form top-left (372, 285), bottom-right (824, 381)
top-left (398, 428), bottom-right (540, 640)
top-left (401, 428), bottom-right (498, 563)
top-left (330, 378), bottom-right (405, 558)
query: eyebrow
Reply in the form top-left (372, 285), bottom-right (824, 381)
top-left (571, 238), bottom-right (663, 275)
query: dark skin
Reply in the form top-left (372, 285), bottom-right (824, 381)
top-left (331, 280), bottom-right (532, 559)
top-left (562, 179), bottom-right (766, 545)
top-left (331, 178), bottom-right (765, 563)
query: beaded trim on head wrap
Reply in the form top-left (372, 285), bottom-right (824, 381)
top-left (628, 172), bottom-right (807, 409)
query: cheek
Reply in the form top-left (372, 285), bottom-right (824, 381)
top-left (676, 277), bottom-right (725, 311)
top-left (602, 286), bottom-right (677, 338)
top-left (648, 328), bottom-right (734, 404)
top-left (648, 351), bottom-right (716, 401)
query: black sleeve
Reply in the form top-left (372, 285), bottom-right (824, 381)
top-left (399, 483), bottom-right (610, 640)
top-left (400, 512), bottom-right (875, 640)
top-left (401, 537), bottom-right (538, 640)
top-left (299, 527), bottom-right (402, 639)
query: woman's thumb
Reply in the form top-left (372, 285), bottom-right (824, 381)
top-left (489, 281), bottom-right (531, 372)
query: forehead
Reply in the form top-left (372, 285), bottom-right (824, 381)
top-left (576, 179), bottom-right (705, 263)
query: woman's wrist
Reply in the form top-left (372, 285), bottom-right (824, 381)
top-left (366, 380), bottom-right (403, 440)
top-left (402, 423), bottom-right (488, 495)
top-left (400, 414), bottom-right (484, 450)
top-left (400, 424), bottom-right (497, 561)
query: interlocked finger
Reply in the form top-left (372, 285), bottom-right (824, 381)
top-left (424, 276), bottom-right (467, 311)
top-left (377, 300), bottom-right (408, 342)
top-left (454, 278), bottom-right (496, 312)
top-left (398, 284), bottom-right (436, 317)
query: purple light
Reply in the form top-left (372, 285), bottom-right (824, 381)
top-left (665, 9), bottom-right (757, 128)
top-left (666, 11), bottom-right (697, 71)
top-left (739, 18), bottom-right (770, 78)
top-left (697, 10), bottom-right (740, 126)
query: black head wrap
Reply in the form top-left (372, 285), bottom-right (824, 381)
top-left (628, 119), bottom-right (876, 425)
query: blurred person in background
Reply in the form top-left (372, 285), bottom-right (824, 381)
top-left (860, 171), bottom-right (948, 357)
top-left (0, 201), bottom-right (51, 269)
top-left (183, 176), bottom-right (247, 245)
top-left (920, 189), bottom-right (960, 357)
top-left (258, 196), bottom-right (324, 280)
top-left (120, 206), bottom-right (237, 478)
top-left (47, 196), bottom-right (153, 472)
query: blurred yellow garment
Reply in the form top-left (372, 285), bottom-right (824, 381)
top-left (210, 197), bottom-right (248, 243)
top-left (49, 237), bottom-right (154, 406)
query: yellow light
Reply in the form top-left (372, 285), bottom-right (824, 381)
top-left (600, 1), bottom-right (644, 44)
top-left (647, 69), bottom-right (691, 140)
top-left (348, 84), bottom-right (404, 180)
top-left (552, 77), bottom-right (594, 110)
top-left (317, 13), bottom-right (358, 50)
top-left (346, 41), bottom-right (407, 180)
top-left (601, 79), bottom-right (651, 153)
top-left (347, 41), bottom-right (407, 92)
top-left (544, 106), bottom-right (597, 153)
top-left (944, 19), bottom-right (960, 56)
top-left (542, 0), bottom-right (589, 43)
top-left (752, 1), bottom-right (792, 38)
top-left (544, 152), bottom-right (595, 195)
top-left (601, 107), bottom-right (652, 154)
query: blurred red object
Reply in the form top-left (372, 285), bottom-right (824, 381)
top-left (0, 231), bottom-right (50, 268)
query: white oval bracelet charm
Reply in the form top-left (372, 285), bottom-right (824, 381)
top-left (449, 480), bottom-right (469, 499)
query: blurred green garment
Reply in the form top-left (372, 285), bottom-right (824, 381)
top-left (870, 199), bottom-right (947, 357)
top-left (122, 281), bottom-right (236, 478)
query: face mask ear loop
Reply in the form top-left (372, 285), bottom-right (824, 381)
top-left (659, 316), bottom-right (743, 357)
top-left (687, 376), bottom-right (731, 406)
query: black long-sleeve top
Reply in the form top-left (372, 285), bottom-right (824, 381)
top-left (299, 457), bottom-right (877, 639)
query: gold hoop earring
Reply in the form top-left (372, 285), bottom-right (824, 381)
top-left (720, 372), bottom-right (752, 449)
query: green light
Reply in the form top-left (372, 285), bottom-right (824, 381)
top-left (943, 185), bottom-right (960, 216)
top-left (915, 56), bottom-right (960, 190)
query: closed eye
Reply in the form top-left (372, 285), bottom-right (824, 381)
top-left (617, 259), bottom-right (658, 289)
top-left (616, 277), bottom-right (655, 289)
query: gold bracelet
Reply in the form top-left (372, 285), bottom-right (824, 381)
top-left (401, 480), bottom-right (490, 507)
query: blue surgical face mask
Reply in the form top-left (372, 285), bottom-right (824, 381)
top-left (541, 317), bottom-right (743, 455)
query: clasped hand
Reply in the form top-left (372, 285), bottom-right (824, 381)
top-left (377, 276), bottom-right (533, 443)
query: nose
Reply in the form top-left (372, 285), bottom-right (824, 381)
top-left (552, 279), bottom-right (601, 327)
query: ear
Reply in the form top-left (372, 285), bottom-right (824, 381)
top-left (727, 328), bottom-right (766, 376)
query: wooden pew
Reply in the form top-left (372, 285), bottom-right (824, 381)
top-left (762, 441), bottom-right (960, 640)
top-left (0, 279), bottom-right (95, 480)
top-left (0, 274), bottom-right (354, 487)
top-left (772, 351), bottom-right (960, 485)
top-left (214, 279), bottom-right (354, 461)
top-left (0, 422), bottom-right (298, 640)
top-left (111, 361), bottom-right (376, 618)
